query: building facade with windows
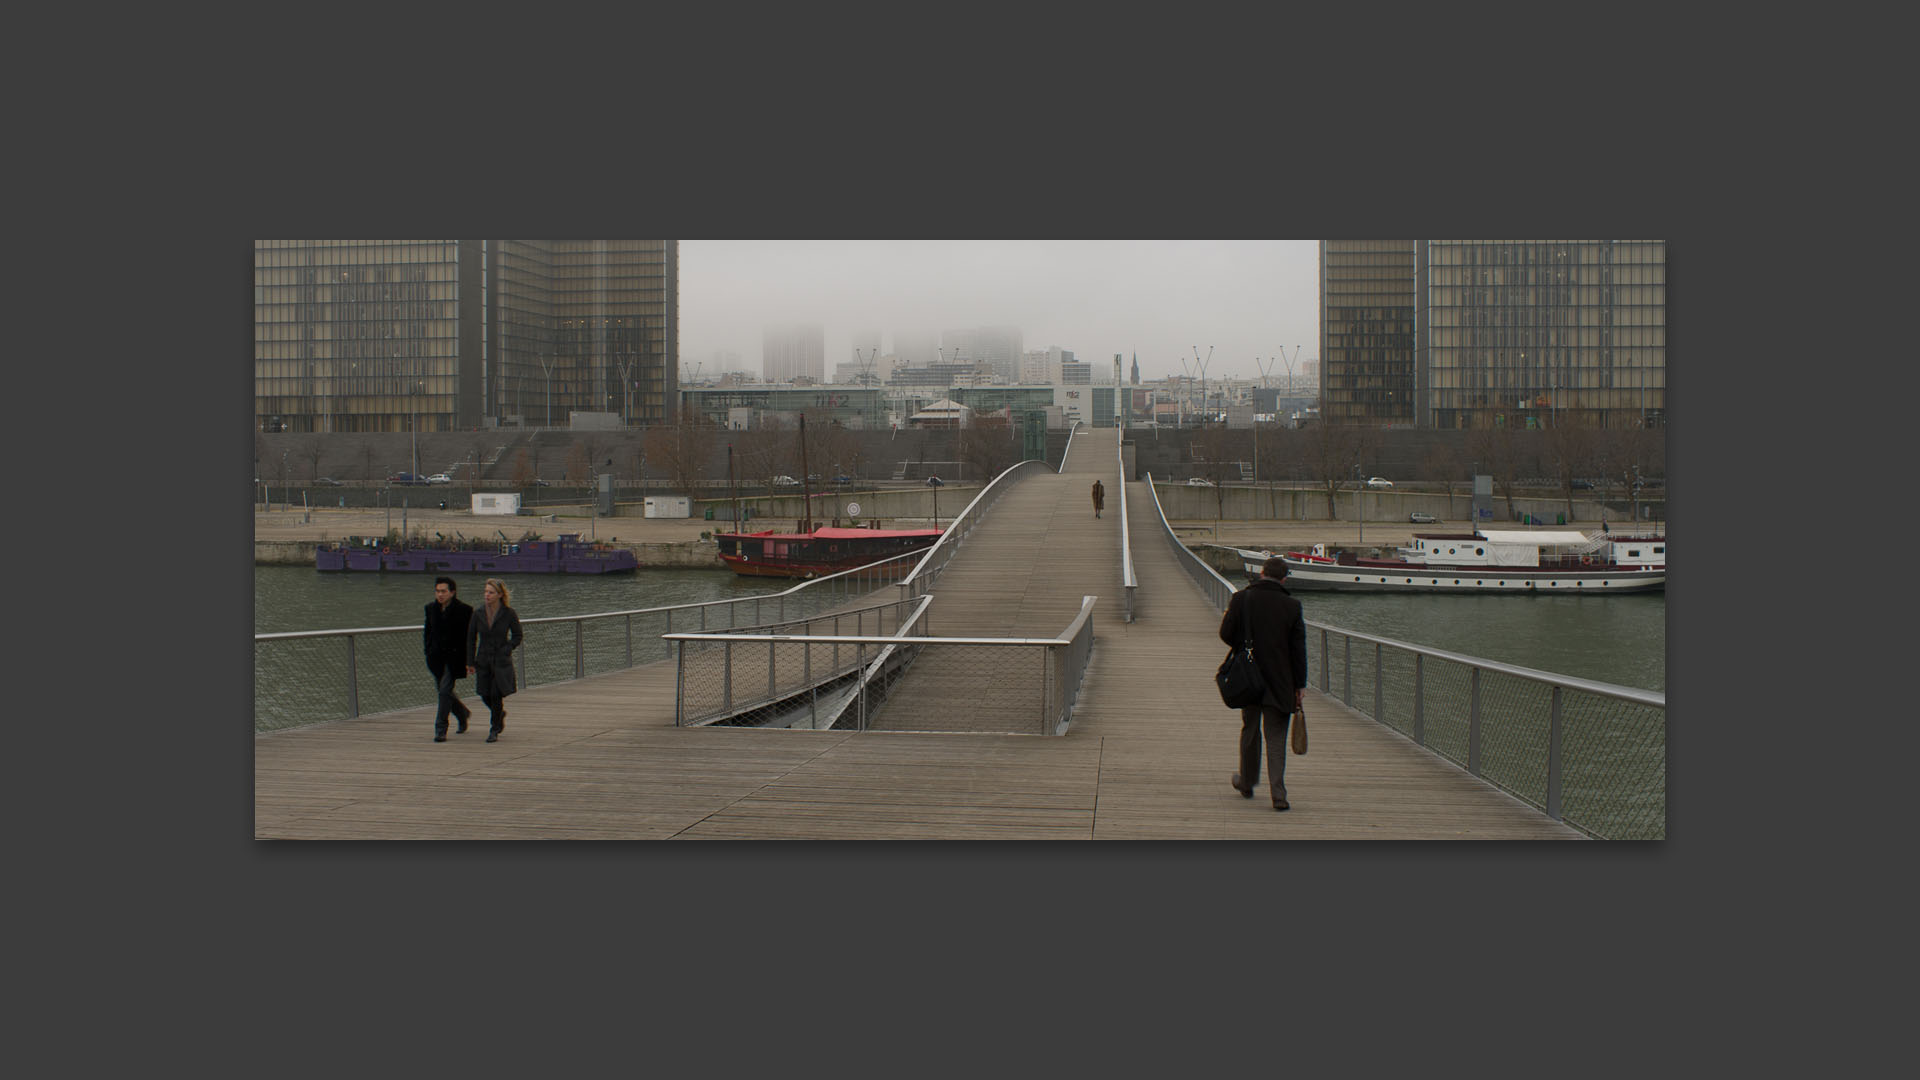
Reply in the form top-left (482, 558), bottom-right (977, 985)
top-left (762, 323), bottom-right (826, 384)
top-left (255, 240), bottom-right (678, 433)
top-left (1319, 239), bottom-right (1665, 429)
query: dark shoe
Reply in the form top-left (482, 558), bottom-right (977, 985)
top-left (434, 734), bottom-right (447, 742)
top-left (1230, 773), bottom-right (1254, 798)
top-left (456, 719), bottom-right (468, 734)
top-left (486, 732), bottom-right (498, 742)
top-left (1273, 798), bottom-right (1290, 811)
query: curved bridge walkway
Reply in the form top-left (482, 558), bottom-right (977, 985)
top-left (255, 427), bottom-right (1581, 839)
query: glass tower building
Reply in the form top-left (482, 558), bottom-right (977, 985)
top-left (1319, 239), bottom-right (1665, 430)
top-left (254, 240), bottom-right (677, 433)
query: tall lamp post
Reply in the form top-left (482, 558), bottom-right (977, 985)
top-left (1354, 463), bottom-right (1364, 546)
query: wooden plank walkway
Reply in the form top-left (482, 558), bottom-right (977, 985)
top-left (255, 427), bottom-right (1582, 839)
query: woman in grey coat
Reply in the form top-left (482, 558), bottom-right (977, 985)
top-left (465, 577), bottom-right (523, 742)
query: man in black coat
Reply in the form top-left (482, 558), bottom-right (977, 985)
top-left (1218, 556), bottom-right (1308, 809)
top-left (424, 576), bottom-right (475, 741)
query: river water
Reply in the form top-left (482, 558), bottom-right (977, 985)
top-left (255, 565), bottom-right (1664, 692)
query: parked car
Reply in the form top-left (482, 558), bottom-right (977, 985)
top-left (1366, 477), bottom-right (1393, 488)
top-left (833, 474), bottom-right (854, 485)
top-left (1186, 477), bottom-right (1215, 487)
top-left (387, 472), bottom-right (427, 485)
top-left (925, 475), bottom-right (944, 487)
top-left (531, 478), bottom-right (551, 487)
top-left (805, 474), bottom-right (821, 484)
top-left (314, 476), bottom-right (345, 487)
top-left (1570, 479), bottom-right (1595, 490)
top-left (772, 475), bottom-right (799, 486)
top-left (1409, 511), bottom-right (1439, 524)
top-left (426, 473), bottom-right (453, 485)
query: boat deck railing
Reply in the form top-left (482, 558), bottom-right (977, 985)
top-left (1140, 470), bottom-right (1665, 839)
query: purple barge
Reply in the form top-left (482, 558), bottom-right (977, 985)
top-left (317, 534), bottom-right (638, 574)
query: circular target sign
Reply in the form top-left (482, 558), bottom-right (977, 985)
top-left (846, 502), bottom-right (862, 517)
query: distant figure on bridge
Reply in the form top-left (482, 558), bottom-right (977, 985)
top-left (425, 576), bottom-right (474, 742)
top-left (1091, 480), bottom-right (1104, 519)
top-left (1219, 557), bottom-right (1308, 811)
top-left (466, 577), bottom-right (523, 743)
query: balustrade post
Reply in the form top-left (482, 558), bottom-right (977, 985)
top-left (625, 614), bottom-right (633, 668)
top-left (857, 643), bottom-right (867, 731)
top-left (1547, 686), bottom-right (1564, 820)
top-left (1374, 642), bottom-right (1383, 720)
top-left (1413, 654), bottom-right (1425, 745)
top-left (345, 634), bottom-right (359, 718)
top-left (1468, 667), bottom-right (1482, 776)
top-left (723, 641), bottom-right (733, 712)
top-left (674, 641), bottom-right (684, 726)
top-left (1319, 628), bottom-right (1329, 692)
top-left (1343, 635), bottom-right (1352, 704)
top-left (575, 621), bottom-right (585, 679)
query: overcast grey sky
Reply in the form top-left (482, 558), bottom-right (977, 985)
top-left (678, 240), bottom-right (1320, 383)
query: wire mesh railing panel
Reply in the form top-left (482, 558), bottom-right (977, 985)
top-left (255, 636), bottom-right (357, 731)
top-left (1376, 648), bottom-right (1418, 738)
top-left (1415, 661), bottom-right (1475, 769)
top-left (865, 644), bottom-right (1049, 734)
top-left (516, 620), bottom-right (582, 690)
top-left (1558, 693), bottom-right (1667, 840)
top-left (1472, 669), bottom-right (1555, 811)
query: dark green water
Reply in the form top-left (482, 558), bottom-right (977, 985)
top-left (1298, 591), bottom-right (1664, 693)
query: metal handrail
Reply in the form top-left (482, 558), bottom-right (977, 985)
top-left (899, 457), bottom-right (1051, 588)
top-left (1117, 437), bottom-right (1135, 622)
top-left (1058, 420), bottom-right (1085, 471)
top-left (1139, 469), bottom-right (1663, 838)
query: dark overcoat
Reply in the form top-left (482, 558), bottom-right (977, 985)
top-left (466, 603), bottom-right (523, 698)
top-left (1218, 578), bottom-right (1307, 707)
top-left (1091, 481), bottom-right (1105, 510)
top-left (423, 596), bottom-right (473, 675)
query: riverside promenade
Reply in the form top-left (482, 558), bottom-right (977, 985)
top-left (255, 428), bottom-right (1584, 840)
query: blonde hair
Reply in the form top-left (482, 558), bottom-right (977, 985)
top-left (484, 578), bottom-right (512, 607)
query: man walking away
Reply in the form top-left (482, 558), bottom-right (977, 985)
top-left (1219, 556), bottom-right (1308, 810)
top-left (425, 576), bottom-right (474, 741)
top-left (1091, 479), bottom-right (1105, 519)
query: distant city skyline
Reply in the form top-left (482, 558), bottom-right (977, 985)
top-left (677, 240), bottom-right (1320, 384)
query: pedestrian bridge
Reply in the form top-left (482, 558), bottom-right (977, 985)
top-left (255, 426), bottom-right (1663, 840)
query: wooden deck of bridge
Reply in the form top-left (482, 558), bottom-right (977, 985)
top-left (255, 427), bottom-right (1583, 840)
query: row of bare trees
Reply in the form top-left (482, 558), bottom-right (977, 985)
top-left (1181, 422), bottom-right (1665, 521)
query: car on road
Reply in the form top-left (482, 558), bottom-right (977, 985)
top-left (314, 476), bottom-right (345, 487)
top-left (833, 474), bottom-right (854, 485)
top-left (772, 475), bottom-right (799, 486)
top-left (387, 472), bottom-right (428, 485)
top-left (426, 473), bottom-right (453, 485)
top-left (1570, 479), bottom-right (1595, 490)
top-left (1409, 511), bottom-right (1439, 524)
top-left (531, 478), bottom-right (551, 487)
top-left (1366, 477), bottom-right (1393, 488)
top-left (1186, 477), bottom-right (1215, 486)
top-left (925, 475), bottom-right (944, 486)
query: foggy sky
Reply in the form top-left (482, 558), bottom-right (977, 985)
top-left (678, 240), bottom-right (1320, 384)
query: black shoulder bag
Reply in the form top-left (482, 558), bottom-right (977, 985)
top-left (1215, 599), bottom-right (1268, 709)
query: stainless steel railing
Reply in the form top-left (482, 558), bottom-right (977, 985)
top-left (668, 595), bottom-right (1096, 736)
top-left (1140, 470), bottom-right (1664, 839)
top-left (898, 458), bottom-right (1050, 590)
top-left (254, 549), bottom-right (928, 732)
top-left (1118, 440), bottom-right (1135, 622)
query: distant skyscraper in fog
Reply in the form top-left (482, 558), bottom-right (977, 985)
top-left (762, 322), bottom-right (825, 383)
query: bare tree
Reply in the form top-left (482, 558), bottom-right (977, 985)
top-left (302, 435), bottom-right (326, 484)
top-left (1298, 420), bottom-right (1363, 519)
top-left (1543, 423), bottom-right (1595, 522)
top-left (644, 416), bottom-right (711, 496)
top-left (562, 443), bottom-right (589, 485)
top-left (463, 437), bottom-right (492, 484)
top-left (509, 448), bottom-right (533, 487)
top-left (957, 414), bottom-right (1018, 484)
top-left (360, 444), bottom-right (378, 486)
top-left (1466, 424), bottom-right (1531, 522)
top-left (1420, 439), bottom-right (1468, 520)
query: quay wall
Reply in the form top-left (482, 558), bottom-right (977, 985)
top-left (256, 538), bottom-right (723, 569)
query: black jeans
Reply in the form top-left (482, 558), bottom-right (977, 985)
top-left (430, 660), bottom-right (471, 735)
top-left (1238, 705), bottom-right (1292, 802)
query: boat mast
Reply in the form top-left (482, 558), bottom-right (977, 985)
top-left (727, 443), bottom-right (742, 531)
top-left (797, 414), bottom-right (815, 533)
